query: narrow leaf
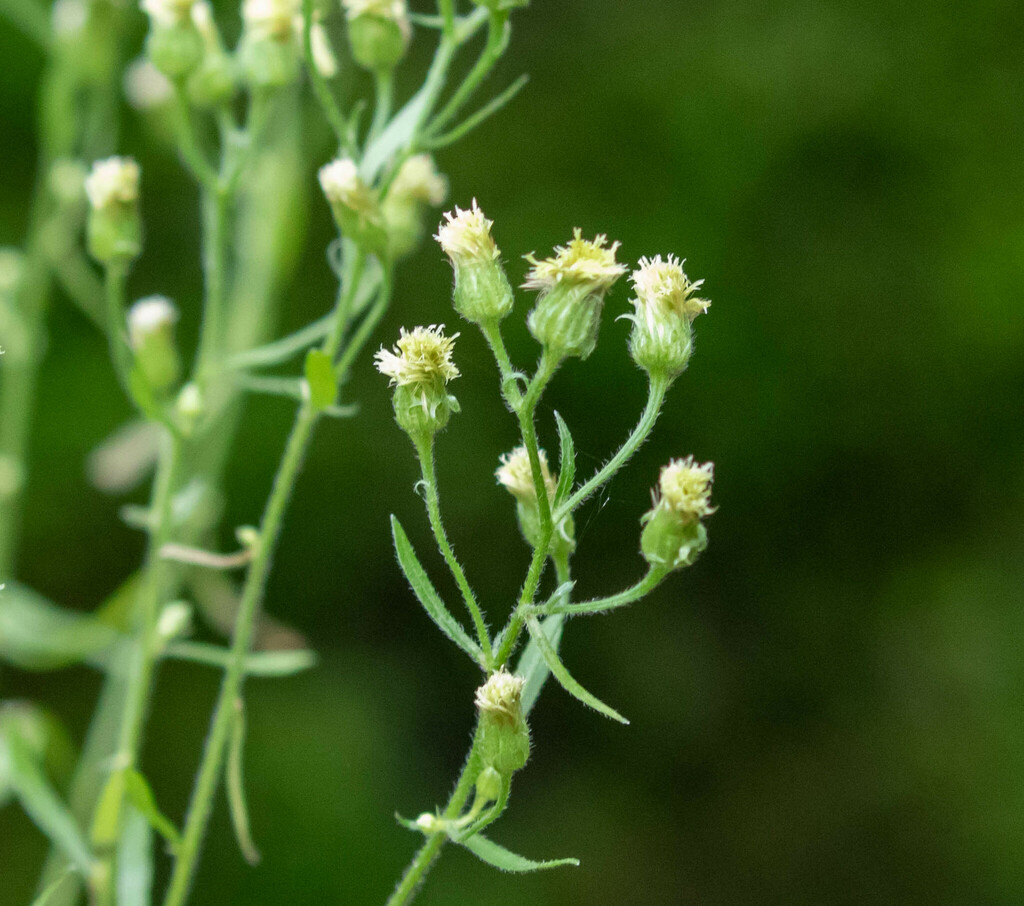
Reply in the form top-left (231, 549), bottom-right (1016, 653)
top-left (30, 870), bottom-right (78, 906)
top-left (5, 732), bottom-right (95, 872)
top-left (525, 617), bottom-right (629, 724)
top-left (116, 805), bottom-right (153, 906)
top-left (0, 583), bottom-right (119, 671)
top-left (459, 833), bottom-right (578, 872)
top-left (394, 812), bottom-right (424, 833)
top-left (516, 611), bottom-right (566, 717)
top-left (124, 770), bottom-right (181, 849)
top-left (227, 313), bottom-right (332, 371)
top-left (227, 702), bottom-right (261, 865)
top-left (426, 75), bottom-right (529, 150)
top-left (390, 516), bottom-right (485, 665)
top-left (304, 349), bottom-right (337, 411)
top-left (232, 374), bottom-right (307, 400)
top-left (163, 641), bottom-right (317, 677)
top-left (552, 411), bottom-right (576, 508)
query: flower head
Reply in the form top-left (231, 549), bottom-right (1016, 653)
top-left (496, 447), bottom-right (556, 503)
top-left (523, 230), bottom-right (626, 293)
top-left (85, 157), bottom-right (140, 211)
top-left (124, 58), bottom-right (174, 110)
top-left (242, 0), bottom-right (299, 40)
top-left (374, 325), bottom-right (460, 388)
top-left (140, 0), bottom-right (196, 26)
top-left (435, 200), bottom-right (499, 264)
top-left (391, 155), bottom-right (448, 207)
top-left (657, 457), bottom-right (716, 523)
top-left (475, 667), bottom-right (525, 720)
top-left (342, 0), bottom-right (408, 26)
top-left (631, 255), bottom-right (709, 322)
top-left (127, 296), bottom-right (178, 349)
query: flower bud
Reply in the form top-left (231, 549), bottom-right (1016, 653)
top-left (127, 296), bottom-right (181, 394)
top-left (524, 230), bottom-right (626, 360)
top-left (626, 255), bottom-right (709, 379)
top-left (475, 668), bottom-right (530, 776)
top-left (496, 446), bottom-right (575, 559)
top-left (85, 157), bottom-right (142, 264)
top-left (475, 766), bottom-right (503, 803)
top-left (319, 158), bottom-right (389, 253)
top-left (141, 0), bottom-right (204, 78)
top-left (124, 58), bottom-right (174, 111)
top-left (436, 201), bottom-right (514, 325)
top-left (185, 2), bottom-right (236, 107)
top-left (175, 381), bottom-right (204, 434)
top-left (342, 0), bottom-right (411, 72)
top-left (239, 0), bottom-right (301, 87)
top-left (374, 325), bottom-right (460, 439)
top-left (157, 601), bottom-right (193, 642)
top-left (640, 457), bottom-right (715, 570)
top-left (382, 155), bottom-right (448, 259)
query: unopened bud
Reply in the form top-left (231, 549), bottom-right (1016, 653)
top-left (640, 457), bottom-right (715, 570)
top-left (239, 0), bottom-right (301, 87)
top-left (374, 325), bottom-right (460, 439)
top-left (186, 3), bottom-right (235, 106)
top-left (475, 766), bottom-right (503, 803)
top-left (383, 155), bottom-right (447, 259)
top-left (496, 446), bottom-right (575, 558)
top-left (319, 158), bottom-right (388, 253)
top-left (127, 296), bottom-right (180, 394)
top-left (157, 601), bottom-right (193, 641)
top-left (175, 382), bottom-right (203, 433)
top-left (142, 0), bottom-right (204, 78)
top-left (415, 813), bottom-right (443, 833)
top-left (524, 230), bottom-right (626, 360)
top-left (475, 667), bottom-right (530, 775)
top-left (85, 157), bottom-right (142, 264)
top-left (436, 201), bottom-right (514, 324)
top-left (342, 0), bottom-right (411, 72)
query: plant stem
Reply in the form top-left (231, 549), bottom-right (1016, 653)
top-left (414, 435), bottom-right (493, 664)
top-left (103, 260), bottom-right (134, 400)
top-left (555, 373), bottom-right (669, 521)
top-left (515, 351), bottom-right (558, 536)
top-left (478, 319), bottom-right (522, 409)
top-left (194, 186), bottom-right (231, 382)
top-left (162, 251), bottom-right (369, 906)
top-left (385, 725), bottom-right (484, 906)
top-left (541, 566), bottom-right (666, 616)
top-left (301, 0), bottom-right (352, 154)
top-left (369, 69), bottom-right (394, 144)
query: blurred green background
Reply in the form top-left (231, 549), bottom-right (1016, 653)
top-left (3, 0), bottom-right (1024, 902)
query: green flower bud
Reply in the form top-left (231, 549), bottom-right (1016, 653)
top-left (342, 0), bottom-right (411, 71)
top-left (319, 158), bottom-right (389, 253)
top-left (626, 255), bottom-right (709, 379)
top-left (374, 325), bottom-right (460, 439)
top-left (127, 296), bottom-right (181, 395)
top-left (436, 201), bottom-right (514, 325)
top-left (496, 446), bottom-right (575, 560)
top-left (239, 0), bottom-right (301, 87)
top-left (475, 766), bottom-right (503, 803)
top-left (175, 382), bottom-right (204, 434)
top-left (524, 230), bottom-right (627, 360)
top-left (85, 157), bottom-right (142, 264)
top-left (382, 155), bottom-right (448, 259)
top-left (640, 457), bottom-right (715, 570)
top-left (145, 22), bottom-right (204, 78)
top-left (475, 668), bottom-right (530, 776)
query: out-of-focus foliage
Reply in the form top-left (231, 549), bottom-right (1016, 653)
top-left (2, 0), bottom-right (1022, 902)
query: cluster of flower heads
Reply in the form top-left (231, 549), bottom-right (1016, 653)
top-left (376, 203), bottom-right (716, 571)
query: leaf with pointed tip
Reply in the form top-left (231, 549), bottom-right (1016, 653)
top-left (516, 611), bottom-right (566, 717)
top-left (227, 703), bottom-right (261, 865)
top-left (395, 812), bottom-right (424, 833)
top-left (391, 517), bottom-right (485, 666)
top-left (124, 770), bottom-right (181, 850)
top-left (0, 583), bottom-right (120, 671)
top-left (525, 616), bottom-right (629, 724)
top-left (458, 833), bottom-right (579, 872)
top-left (163, 641), bottom-right (317, 677)
top-left (4, 731), bottom-right (95, 872)
top-left (304, 349), bottom-right (337, 411)
top-left (552, 411), bottom-right (576, 507)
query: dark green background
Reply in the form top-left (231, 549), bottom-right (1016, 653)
top-left (3, 0), bottom-right (1024, 902)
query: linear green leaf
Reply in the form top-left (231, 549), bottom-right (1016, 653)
top-left (552, 411), bottom-right (575, 507)
top-left (516, 610), bottom-right (566, 717)
top-left (390, 516), bottom-right (485, 665)
top-left (227, 702), bottom-right (261, 865)
top-left (525, 616), bottom-right (629, 724)
top-left (5, 731), bottom-right (95, 872)
top-left (227, 313), bottom-right (332, 371)
top-left (30, 870), bottom-right (78, 906)
top-left (458, 832), bottom-right (579, 872)
top-left (304, 349), bottom-right (337, 411)
top-left (163, 641), bottom-right (317, 677)
top-left (124, 770), bottom-right (181, 849)
top-left (117, 805), bottom-right (153, 906)
top-left (0, 583), bottom-right (120, 671)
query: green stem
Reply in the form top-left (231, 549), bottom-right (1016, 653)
top-left (414, 435), bottom-right (493, 664)
top-left (386, 725), bottom-right (484, 906)
top-left (301, 0), bottom-right (352, 154)
top-left (194, 187), bottom-right (231, 382)
top-left (369, 69), bottom-right (394, 144)
top-left (162, 252), bottom-right (371, 906)
top-left (171, 86), bottom-right (218, 191)
top-left (103, 260), bottom-right (134, 399)
top-left (478, 319), bottom-right (522, 409)
top-left (541, 566), bottom-right (666, 617)
top-left (555, 373), bottom-right (669, 522)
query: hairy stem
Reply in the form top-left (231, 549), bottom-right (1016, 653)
top-left (541, 566), bottom-right (666, 616)
top-left (414, 435), bottom-right (493, 664)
